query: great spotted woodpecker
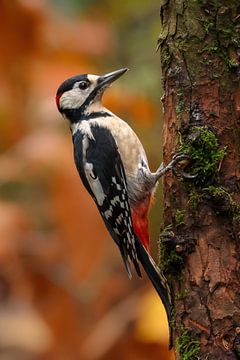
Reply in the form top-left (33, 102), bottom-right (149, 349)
top-left (56, 68), bottom-right (191, 348)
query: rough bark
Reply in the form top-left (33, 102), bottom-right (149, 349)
top-left (158, 1), bottom-right (240, 359)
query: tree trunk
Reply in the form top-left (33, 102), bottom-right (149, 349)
top-left (158, 1), bottom-right (240, 359)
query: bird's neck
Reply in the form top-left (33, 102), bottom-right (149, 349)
top-left (85, 100), bottom-right (104, 114)
top-left (63, 100), bottom-right (109, 124)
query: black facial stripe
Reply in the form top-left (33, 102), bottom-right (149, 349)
top-left (63, 109), bottom-right (111, 123)
top-left (77, 86), bottom-right (102, 114)
top-left (83, 111), bottom-right (112, 119)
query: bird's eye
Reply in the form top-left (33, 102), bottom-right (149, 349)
top-left (79, 81), bottom-right (89, 90)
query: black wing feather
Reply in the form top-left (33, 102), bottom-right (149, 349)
top-left (73, 125), bottom-right (141, 278)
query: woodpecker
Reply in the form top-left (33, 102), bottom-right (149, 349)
top-left (56, 68), bottom-right (191, 348)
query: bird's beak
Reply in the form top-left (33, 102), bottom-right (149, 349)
top-left (97, 68), bottom-right (128, 90)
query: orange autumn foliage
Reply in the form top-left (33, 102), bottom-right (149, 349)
top-left (0, 1), bottom-right (172, 359)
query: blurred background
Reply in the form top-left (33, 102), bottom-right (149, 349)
top-left (0, 1), bottom-right (174, 359)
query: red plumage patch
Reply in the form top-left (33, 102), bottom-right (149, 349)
top-left (132, 195), bottom-right (151, 251)
top-left (55, 93), bottom-right (62, 108)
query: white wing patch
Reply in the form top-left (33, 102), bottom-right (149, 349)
top-left (104, 209), bottom-right (113, 219)
top-left (111, 195), bottom-right (120, 206)
top-left (85, 162), bottom-right (106, 206)
top-left (103, 196), bottom-right (120, 219)
top-left (82, 132), bottom-right (105, 206)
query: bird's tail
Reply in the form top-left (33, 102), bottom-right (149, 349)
top-left (134, 236), bottom-right (173, 349)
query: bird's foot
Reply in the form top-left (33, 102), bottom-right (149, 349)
top-left (167, 152), bottom-right (196, 179)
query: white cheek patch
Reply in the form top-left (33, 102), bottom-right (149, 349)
top-left (59, 87), bottom-right (92, 109)
top-left (59, 75), bottom-right (100, 110)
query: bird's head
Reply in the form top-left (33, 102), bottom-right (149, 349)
top-left (56, 68), bottom-right (128, 122)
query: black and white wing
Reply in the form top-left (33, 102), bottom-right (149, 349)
top-left (73, 124), bottom-right (141, 278)
top-left (73, 123), bottom-right (173, 347)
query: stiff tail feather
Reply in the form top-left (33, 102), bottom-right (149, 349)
top-left (135, 236), bottom-right (173, 349)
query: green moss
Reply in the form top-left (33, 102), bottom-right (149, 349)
top-left (204, 186), bottom-right (240, 225)
top-left (162, 248), bottom-right (184, 275)
top-left (175, 100), bottom-right (185, 116)
top-left (201, 41), bottom-right (218, 55)
top-left (209, 41), bottom-right (219, 53)
top-left (184, 184), bottom-right (240, 226)
top-left (180, 126), bottom-right (226, 185)
top-left (161, 47), bottom-right (172, 66)
top-left (233, 210), bottom-right (240, 225)
top-left (176, 329), bottom-right (200, 360)
top-left (175, 89), bottom-right (187, 119)
top-left (204, 185), bottom-right (227, 197)
top-left (203, 20), bottom-right (214, 34)
top-left (188, 189), bottom-right (201, 211)
top-left (158, 235), bottom-right (184, 277)
top-left (227, 59), bottom-right (239, 70)
top-left (235, 343), bottom-right (240, 357)
top-left (175, 209), bottom-right (185, 227)
top-left (161, 224), bottom-right (173, 233)
top-left (175, 289), bottom-right (190, 301)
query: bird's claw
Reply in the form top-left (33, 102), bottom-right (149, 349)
top-left (169, 152), bottom-right (197, 179)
